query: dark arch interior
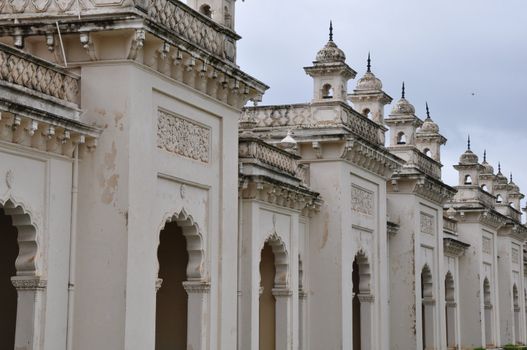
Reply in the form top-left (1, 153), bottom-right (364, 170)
top-left (259, 242), bottom-right (276, 350)
top-left (0, 207), bottom-right (18, 350)
top-left (155, 221), bottom-right (188, 350)
top-left (352, 258), bottom-right (361, 350)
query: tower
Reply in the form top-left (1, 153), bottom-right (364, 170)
top-left (349, 53), bottom-right (392, 125)
top-left (304, 22), bottom-right (356, 103)
top-left (453, 137), bottom-right (484, 188)
top-left (415, 103), bottom-right (447, 162)
top-left (188, 0), bottom-right (236, 29)
top-left (384, 83), bottom-right (422, 147)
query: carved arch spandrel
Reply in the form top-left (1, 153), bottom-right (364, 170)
top-left (353, 249), bottom-right (371, 294)
top-left (156, 207), bottom-right (206, 282)
top-left (0, 198), bottom-right (39, 276)
top-left (259, 231), bottom-right (289, 290)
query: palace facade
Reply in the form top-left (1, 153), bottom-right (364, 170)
top-left (0, 1), bottom-right (525, 350)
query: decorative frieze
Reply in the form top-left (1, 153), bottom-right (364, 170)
top-left (11, 276), bottom-right (47, 290)
top-left (183, 281), bottom-right (211, 294)
top-left (512, 247), bottom-right (520, 264)
top-left (443, 237), bottom-right (470, 257)
top-left (420, 213), bottom-right (434, 235)
top-left (157, 109), bottom-right (210, 163)
top-left (351, 185), bottom-right (374, 216)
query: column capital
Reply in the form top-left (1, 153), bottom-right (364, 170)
top-left (155, 278), bottom-right (163, 292)
top-left (422, 297), bottom-right (436, 305)
top-left (11, 276), bottom-right (47, 291)
top-left (357, 293), bottom-right (375, 303)
top-left (183, 281), bottom-right (211, 294)
top-left (272, 288), bottom-right (292, 297)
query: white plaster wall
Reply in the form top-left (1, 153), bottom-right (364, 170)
top-left (0, 143), bottom-right (74, 350)
top-left (75, 61), bottom-right (240, 350)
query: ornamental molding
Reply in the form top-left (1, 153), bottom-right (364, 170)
top-left (482, 236), bottom-right (492, 255)
top-left (272, 288), bottom-right (293, 297)
top-left (357, 293), bottom-right (375, 303)
top-left (443, 237), bottom-right (470, 257)
top-left (340, 138), bottom-right (402, 179)
top-left (182, 281), bottom-right (211, 294)
top-left (512, 247), bottom-right (520, 264)
top-left (239, 178), bottom-right (321, 217)
top-left (420, 212), bottom-right (434, 235)
top-left (407, 176), bottom-right (456, 204)
top-left (157, 109), bottom-right (210, 163)
top-left (11, 276), bottom-right (47, 290)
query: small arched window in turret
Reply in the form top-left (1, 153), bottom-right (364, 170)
top-left (509, 202), bottom-right (515, 209)
top-left (397, 132), bottom-right (407, 145)
top-left (199, 4), bottom-right (212, 17)
top-left (481, 184), bottom-right (489, 192)
top-left (322, 84), bottom-right (333, 99)
top-left (496, 194), bottom-right (503, 204)
top-left (362, 108), bottom-right (372, 119)
top-left (423, 148), bottom-right (432, 157)
top-left (464, 175), bottom-right (473, 185)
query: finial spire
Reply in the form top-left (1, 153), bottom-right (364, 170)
top-left (483, 149), bottom-right (487, 162)
top-left (367, 52), bottom-right (371, 72)
top-left (510, 172), bottom-right (513, 183)
top-left (425, 102), bottom-right (431, 119)
top-left (498, 162), bottom-right (501, 173)
top-left (467, 135), bottom-right (471, 150)
top-left (401, 82), bottom-right (405, 99)
top-left (329, 21), bottom-right (333, 41)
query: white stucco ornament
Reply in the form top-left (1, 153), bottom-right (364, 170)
top-left (5, 169), bottom-right (13, 189)
top-left (180, 184), bottom-right (186, 199)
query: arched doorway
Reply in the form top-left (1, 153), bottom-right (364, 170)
top-left (444, 272), bottom-right (456, 349)
top-left (259, 242), bottom-right (276, 350)
top-left (352, 251), bottom-right (372, 350)
top-left (421, 265), bottom-right (434, 350)
top-left (258, 233), bottom-right (289, 350)
top-left (483, 278), bottom-right (493, 347)
top-left (155, 221), bottom-right (188, 350)
top-left (513, 284), bottom-right (520, 344)
top-left (0, 207), bottom-right (18, 349)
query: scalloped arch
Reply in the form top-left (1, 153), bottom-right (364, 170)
top-left (0, 198), bottom-right (39, 276)
top-left (157, 208), bottom-right (205, 282)
top-left (354, 249), bottom-right (371, 294)
top-left (260, 231), bottom-right (289, 290)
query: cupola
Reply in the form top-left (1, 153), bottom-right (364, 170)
top-left (304, 22), bottom-right (356, 103)
top-left (415, 103), bottom-right (446, 162)
top-left (454, 136), bottom-right (483, 187)
top-left (478, 150), bottom-right (496, 194)
top-left (349, 53), bottom-right (392, 126)
top-left (385, 83), bottom-right (422, 147)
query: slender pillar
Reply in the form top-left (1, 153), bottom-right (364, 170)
top-left (11, 276), bottom-right (47, 350)
top-left (423, 297), bottom-right (436, 350)
top-left (273, 288), bottom-right (292, 350)
top-left (445, 301), bottom-right (457, 348)
top-left (183, 281), bottom-right (210, 350)
top-left (358, 294), bottom-right (375, 350)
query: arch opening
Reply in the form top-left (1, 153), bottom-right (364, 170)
top-left (464, 175), bottom-right (473, 185)
top-left (496, 194), bottom-right (503, 204)
top-left (444, 272), bottom-right (456, 349)
top-left (259, 242), bottom-right (276, 350)
top-left (481, 184), bottom-right (489, 192)
top-left (397, 132), bottom-right (407, 145)
top-left (199, 4), bottom-right (212, 17)
top-left (0, 207), bottom-right (18, 350)
top-left (421, 265), bottom-right (434, 350)
top-left (352, 251), bottom-right (371, 350)
top-left (322, 84), bottom-right (334, 99)
top-left (423, 148), bottom-right (432, 157)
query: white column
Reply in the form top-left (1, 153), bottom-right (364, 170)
top-left (11, 276), bottom-right (47, 350)
top-left (183, 281), bottom-right (211, 350)
top-left (299, 290), bottom-right (307, 350)
top-left (358, 294), bottom-right (375, 350)
top-left (273, 288), bottom-right (292, 350)
top-left (423, 297), bottom-right (436, 350)
top-left (445, 301), bottom-right (457, 348)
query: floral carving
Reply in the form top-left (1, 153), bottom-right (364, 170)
top-left (482, 236), bottom-right (492, 254)
top-left (512, 247), bottom-right (520, 264)
top-left (351, 185), bottom-right (374, 216)
top-left (420, 213), bottom-right (434, 235)
top-left (157, 109), bottom-right (210, 163)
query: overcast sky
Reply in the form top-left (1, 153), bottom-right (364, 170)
top-left (236, 0), bottom-right (527, 211)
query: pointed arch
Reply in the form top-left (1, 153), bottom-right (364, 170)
top-left (0, 198), bottom-right (39, 276)
top-left (354, 249), bottom-right (371, 294)
top-left (157, 208), bottom-right (205, 282)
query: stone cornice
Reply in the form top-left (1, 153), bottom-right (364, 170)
top-left (391, 173), bottom-right (456, 205)
top-left (443, 237), bottom-right (470, 257)
top-left (239, 176), bottom-right (321, 217)
top-left (448, 207), bottom-right (507, 230)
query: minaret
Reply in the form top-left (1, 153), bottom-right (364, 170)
top-left (187, 0), bottom-right (236, 29)
top-left (479, 150), bottom-right (496, 193)
top-left (384, 82), bottom-right (423, 147)
top-left (304, 22), bottom-right (356, 103)
top-left (507, 173), bottom-right (524, 210)
top-left (349, 53), bottom-right (392, 125)
top-left (415, 102), bottom-right (447, 162)
top-left (493, 162), bottom-right (510, 205)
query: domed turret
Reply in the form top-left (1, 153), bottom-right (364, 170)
top-left (390, 83), bottom-right (415, 115)
top-left (459, 136), bottom-right (479, 164)
top-left (495, 163), bottom-right (508, 185)
top-left (355, 54), bottom-right (382, 91)
top-left (480, 150), bottom-right (494, 174)
top-left (415, 103), bottom-right (446, 162)
top-left (509, 174), bottom-right (520, 193)
top-left (315, 40), bottom-right (346, 63)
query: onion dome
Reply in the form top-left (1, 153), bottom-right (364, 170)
top-left (315, 22), bottom-right (346, 63)
top-left (356, 53), bottom-right (382, 90)
top-left (391, 82), bottom-right (415, 115)
top-left (509, 173), bottom-right (520, 193)
top-left (481, 150), bottom-right (494, 174)
top-left (459, 136), bottom-right (478, 164)
top-left (419, 103), bottom-right (439, 133)
top-left (495, 163), bottom-right (508, 184)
